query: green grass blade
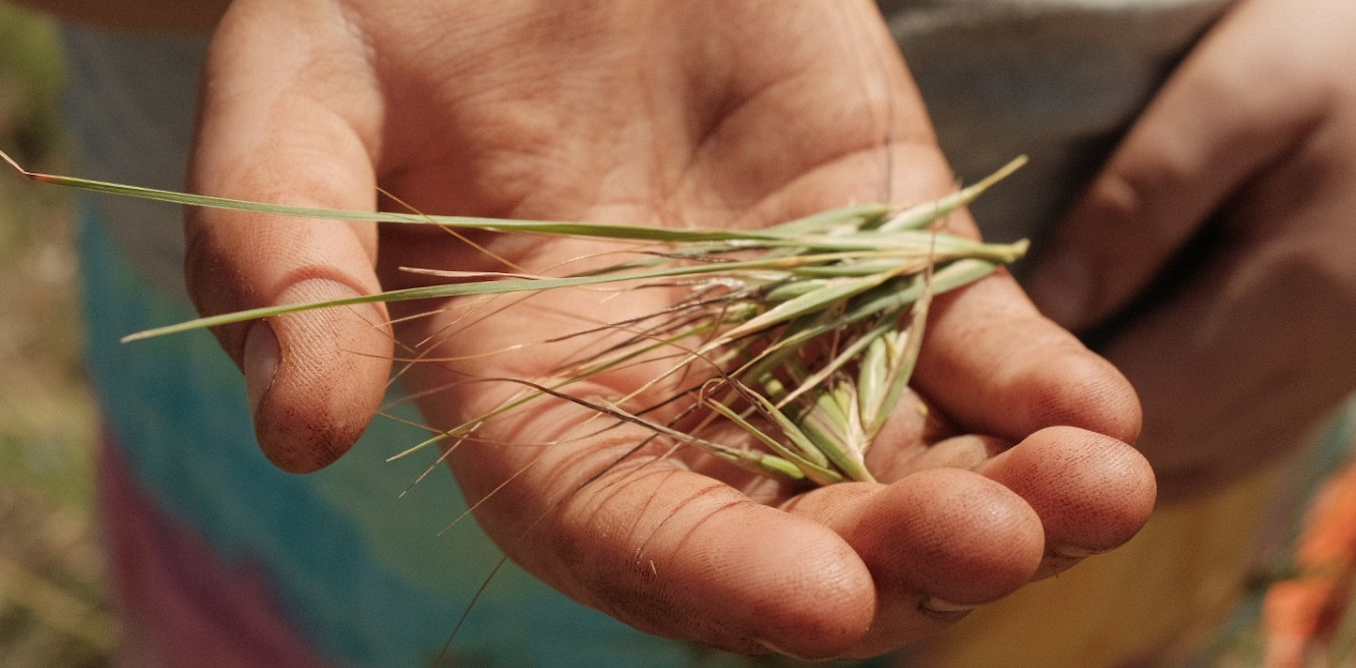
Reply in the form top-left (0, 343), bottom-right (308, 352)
top-left (3, 148), bottom-right (863, 245)
top-left (703, 398), bottom-right (839, 485)
top-left (878, 155), bottom-right (1028, 232)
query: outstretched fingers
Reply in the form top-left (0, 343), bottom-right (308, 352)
top-left (434, 389), bottom-right (1133, 660)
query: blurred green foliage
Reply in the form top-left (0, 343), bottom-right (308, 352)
top-left (0, 3), bottom-right (65, 164)
top-left (0, 1), bottom-right (88, 506)
top-left (0, 4), bottom-right (110, 667)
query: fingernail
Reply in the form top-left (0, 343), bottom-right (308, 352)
top-left (751, 638), bottom-right (813, 661)
top-left (1050, 545), bottom-right (1101, 560)
top-left (1027, 251), bottom-right (1090, 328)
top-left (244, 319), bottom-right (280, 417)
top-left (919, 596), bottom-right (979, 618)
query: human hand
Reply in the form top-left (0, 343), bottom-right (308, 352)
top-left (1027, 0), bottom-right (1356, 500)
top-left (185, 0), bottom-right (1153, 659)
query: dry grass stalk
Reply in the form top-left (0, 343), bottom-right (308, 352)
top-left (1, 148), bottom-right (1028, 486)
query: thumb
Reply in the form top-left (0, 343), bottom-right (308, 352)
top-left (1025, 0), bottom-right (1321, 332)
top-left (185, 4), bottom-right (391, 472)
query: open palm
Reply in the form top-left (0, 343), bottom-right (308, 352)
top-left (185, 0), bottom-right (1154, 659)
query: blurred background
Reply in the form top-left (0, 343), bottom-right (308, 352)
top-left (0, 3), bottom-right (114, 666)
